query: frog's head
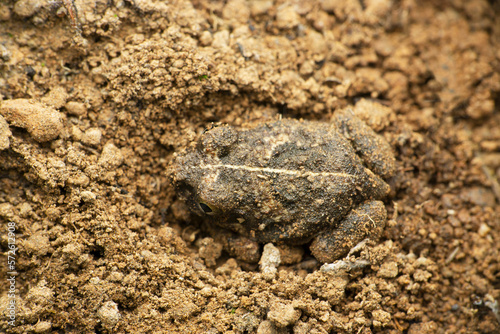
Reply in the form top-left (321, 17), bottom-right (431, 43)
top-left (169, 151), bottom-right (219, 217)
top-left (169, 125), bottom-right (239, 218)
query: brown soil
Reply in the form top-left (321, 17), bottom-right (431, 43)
top-left (0, 0), bottom-right (499, 333)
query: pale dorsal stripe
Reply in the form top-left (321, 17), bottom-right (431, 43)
top-left (196, 164), bottom-right (357, 179)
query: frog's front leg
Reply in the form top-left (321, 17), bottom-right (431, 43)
top-left (205, 223), bottom-right (261, 263)
top-left (309, 200), bottom-right (387, 263)
top-left (333, 109), bottom-right (395, 179)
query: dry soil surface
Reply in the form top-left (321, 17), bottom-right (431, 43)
top-left (0, 0), bottom-right (499, 333)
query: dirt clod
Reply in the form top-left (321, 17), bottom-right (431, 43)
top-left (97, 301), bottom-right (121, 330)
top-left (0, 99), bottom-right (63, 142)
top-left (267, 300), bottom-right (301, 328)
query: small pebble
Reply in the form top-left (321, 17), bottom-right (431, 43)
top-left (407, 321), bottom-right (437, 334)
top-left (259, 243), bottom-right (281, 280)
top-left (353, 99), bottom-right (394, 131)
top-left (212, 30), bottom-right (229, 48)
top-left (267, 300), bottom-right (301, 327)
top-left (65, 101), bottom-right (87, 116)
top-left (67, 172), bottom-right (90, 187)
top-left (199, 31), bottom-right (213, 46)
top-left (460, 187), bottom-right (496, 207)
top-left (41, 87), bottom-right (68, 109)
top-left (372, 309), bottom-right (391, 327)
top-left (250, 0), bottom-right (273, 16)
top-left (34, 321), bottom-right (52, 333)
top-left (378, 261), bottom-right (399, 278)
top-left (257, 320), bottom-right (283, 334)
top-left (108, 271), bottom-right (124, 282)
top-left (13, 0), bottom-right (41, 18)
top-left (81, 127), bottom-right (102, 146)
top-left (0, 114), bottom-right (11, 150)
top-left (97, 301), bottom-right (121, 329)
top-left (0, 4), bottom-right (11, 21)
top-left (477, 223), bottom-right (491, 237)
top-left (98, 143), bottom-right (124, 169)
top-left (275, 5), bottom-right (300, 29)
top-left (413, 269), bottom-right (432, 282)
top-left (197, 237), bottom-right (223, 267)
top-left (70, 125), bottom-right (83, 141)
top-left (23, 232), bottom-right (51, 256)
top-left (62, 243), bottom-right (84, 261)
top-left (0, 203), bottom-right (14, 219)
top-left (222, 0), bottom-right (250, 22)
top-left (27, 280), bottom-right (54, 305)
top-left (17, 202), bottom-right (32, 217)
top-left (80, 190), bottom-right (97, 203)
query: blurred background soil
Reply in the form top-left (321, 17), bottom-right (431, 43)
top-left (0, 0), bottom-right (499, 333)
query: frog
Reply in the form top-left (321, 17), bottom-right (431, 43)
top-left (169, 108), bottom-right (396, 263)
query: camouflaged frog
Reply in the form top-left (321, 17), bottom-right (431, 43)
top-left (169, 109), bottom-right (395, 263)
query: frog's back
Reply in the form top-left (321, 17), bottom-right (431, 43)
top-left (220, 119), bottom-right (366, 175)
top-left (211, 119), bottom-right (371, 243)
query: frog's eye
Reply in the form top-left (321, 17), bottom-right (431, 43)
top-left (198, 202), bottom-right (214, 215)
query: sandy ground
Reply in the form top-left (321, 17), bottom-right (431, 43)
top-left (0, 0), bottom-right (499, 333)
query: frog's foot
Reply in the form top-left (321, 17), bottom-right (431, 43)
top-left (333, 108), bottom-right (395, 179)
top-left (346, 238), bottom-right (370, 257)
top-left (319, 239), bottom-right (372, 273)
top-left (310, 200), bottom-right (387, 263)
